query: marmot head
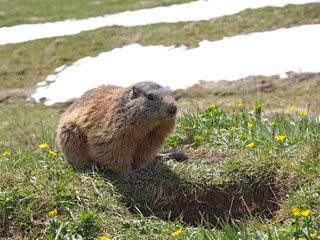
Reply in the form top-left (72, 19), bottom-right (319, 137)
top-left (130, 81), bottom-right (177, 121)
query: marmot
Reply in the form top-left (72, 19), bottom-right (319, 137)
top-left (57, 81), bottom-right (177, 182)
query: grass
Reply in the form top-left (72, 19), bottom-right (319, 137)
top-left (1, 0), bottom-right (320, 239)
top-left (1, 101), bottom-right (320, 239)
top-left (176, 72), bottom-right (320, 113)
top-left (0, 0), bottom-right (196, 27)
top-left (0, 102), bottom-right (60, 143)
top-left (1, 3), bottom-right (320, 90)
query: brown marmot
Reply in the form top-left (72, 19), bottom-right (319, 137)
top-left (57, 81), bottom-right (177, 182)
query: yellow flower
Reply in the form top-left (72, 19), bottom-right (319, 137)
top-left (290, 105), bottom-right (296, 111)
top-left (310, 233), bottom-right (317, 239)
top-left (248, 123), bottom-right (253, 128)
top-left (48, 210), bottom-right (57, 217)
top-left (100, 235), bottom-right (110, 240)
top-left (301, 210), bottom-right (311, 217)
top-left (292, 208), bottom-right (300, 216)
top-left (49, 150), bottom-right (57, 157)
top-left (246, 142), bottom-right (255, 148)
top-left (270, 121), bottom-right (275, 126)
top-left (238, 103), bottom-right (244, 108)
top-left (228, 126), bottom-right (235, 130)
top-left (276, 135), bottom-right (286, 142)
top-left (209, 104), bottom-right (215, 108)
top-left (237, 232), bottom-right (241, 235)
top-left (2, 151), bottom-right (9, 156)
top-left (204, 129), bottom-right (208, 133)
top-left (176, 124), bottom-right (180, 127)
top-left (285, 110), bottom-right (290, 114)
top-left (39, 143), bottom-right (48, 149)
top-left (300, 110), bottom-right (307, 116)
top-left (195, 115), bottom-right (201, 118)
top-left (171, 227), bottom-right (182, 236)
top-left (298, 238), bottom-right (305, 240)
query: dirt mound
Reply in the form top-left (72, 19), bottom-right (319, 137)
top-left (120, 157), bottom-right (281, 226)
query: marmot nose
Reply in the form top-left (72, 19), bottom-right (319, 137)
top-left (168, 104), bottom-right (177, 115)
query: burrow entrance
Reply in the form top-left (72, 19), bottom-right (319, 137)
top-left (120, 157), bottom-right (282, 226)
top-left (125, 182), bottom-right (280, 226)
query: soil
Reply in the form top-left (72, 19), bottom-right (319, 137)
top-left (123, 151), bottom-right (282, 227)
top-left (178, 183), bottom-right (280, 226)
top-left (185, 72), bottom-right (320, 95)
top-left (188, 148), bottom-right (232, 164)
top-left (175, 72), bottom-right (320, 113)
top-left (0, 88), bottom-right (34, 106)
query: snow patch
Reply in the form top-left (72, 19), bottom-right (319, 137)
top-left (1, 0), bottom-right (320, 45)
top-left (32, 24), bottom-right (320, 105)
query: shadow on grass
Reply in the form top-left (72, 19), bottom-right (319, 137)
top-left (98, 158), bottom-right (281, 227)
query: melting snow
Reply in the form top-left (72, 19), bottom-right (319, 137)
top-left (1, 0), bottom-right (320, 45)
top-left (32, 24), bottom-right (320, 105)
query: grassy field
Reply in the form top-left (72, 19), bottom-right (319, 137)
top-left (1, 1), bottom-right (320, 239)
top-left (0, 0), bottom-right (196, 27)
top-left (1, 102), bottom-right (320, 239)
top-left (1, 3), bottom-right (320, 91)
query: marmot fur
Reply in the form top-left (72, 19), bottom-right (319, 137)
top-left (57, 81), bottom-right (177, 181)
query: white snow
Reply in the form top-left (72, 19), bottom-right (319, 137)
top-left (36, 81), bottom-right (47, 87)
top-left (1, 0), bottom-right (320, 45)
top-left (46, 75), bottom-right (57, 82)
top-left (54, 64), bottom-right (67, 73)
top-left (32, 24), bottom-right (320, 105)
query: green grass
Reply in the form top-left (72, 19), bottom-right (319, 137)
top-left (1, 102), bottom-right (320, 239)
top-left (0, 102), bottom-right (60, 143)
top-left (1, 1), bottom-right (320, 239)
top-left (0, 0), bottom-right (196, 27)
top-left (176, 72), bottom-right (320, 113)
top-left (1, 3), bottom-right (320, 91)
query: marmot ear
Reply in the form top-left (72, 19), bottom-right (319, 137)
top-left (132, 85), bottom-right (141, 98)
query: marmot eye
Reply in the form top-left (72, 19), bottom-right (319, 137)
top-left (147, 94), bottom-right (155, 101)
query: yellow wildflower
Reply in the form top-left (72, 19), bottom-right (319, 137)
top-left (195, 115), bottom-right (201, 118)
top-left (298, 238), bottom-right (305, 240)
top-left (301, 210), bottom-right (311, 217)
top-left (292, 208), bottom-right (300, 216)
top-left (270, 121), bottom-right (275, 126)
top-left (39, 143), bottom-right (48, 149)
top-left (2, 151), bottom-right (9, 156)
top-left (285, 110), bottom-right (290, 114)
top-left (248, 123), bottom-right (253, 128)
top-left (276, 135), bottom-right (286, 142)
top-left (100, 235), bottom-right (111, 240)
top-left (171, 227), bottom-right (182, 236)
top-left (246, 142), bottom-right (255, 148)
top-left (176, 124), bottom-right (180, 127)
top-left (290, 105), bottom-right (296, 111)
top-left (204, 129), bottom-right (208, 133)
top-left (209, 104), bottom-right (215, 108)
top-left (310, 233), bottom-right (317, 239)
top-left (48, 210), bottom-right (57, 217)
top-left (228, 126), bottom-right (235, 130)
top-left (238, 103), bottom-right (244, 108)
top-left (300, 110), bottom-right (307, 116)
top-left (49, 150), bottom-right (57, 157)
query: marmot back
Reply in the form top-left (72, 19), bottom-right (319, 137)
top-left (57, 81), bottom-right (177, 181)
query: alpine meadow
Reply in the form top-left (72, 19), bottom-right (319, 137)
top-left (1, 0), bottom-right (320, 239)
